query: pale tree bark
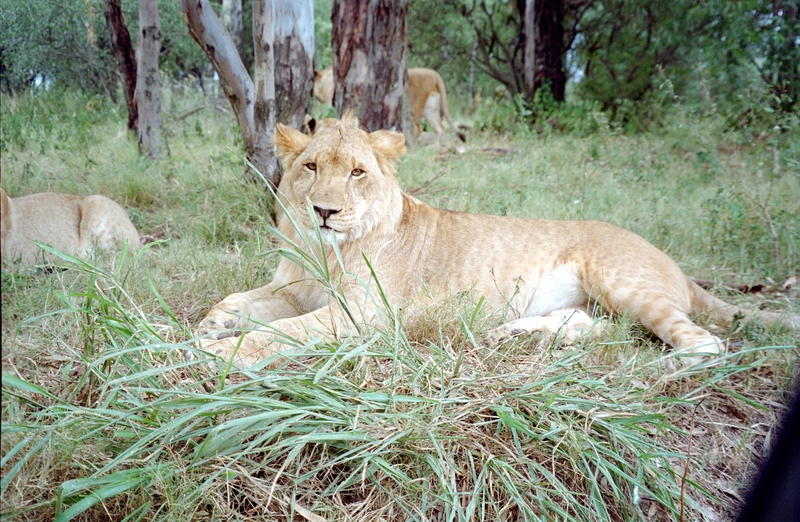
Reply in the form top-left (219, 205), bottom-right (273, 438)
top-left (523, 0), bottom-right (536, 103)
top-left (136, 0), bottom-right (169, 158)
top-left (274, 0), bottom-right (314, 129)
top-left (221, 0), bottom-right (245, 65)
top-left (252, 0), bottom-right (280, 188)
top-left (182, 0), bottom-right (256, 162)
top-left (331, 0), bottom-right (411, 140)
top-left (103, 0), bottom-right (138, 131)
top-left (183, 0), bottom-right (299, 190)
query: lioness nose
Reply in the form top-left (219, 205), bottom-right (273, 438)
top-left (314, 206), bottom-right (340, 219)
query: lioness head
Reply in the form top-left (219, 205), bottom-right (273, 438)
top-left (274, 113), bottom-right (406, 243)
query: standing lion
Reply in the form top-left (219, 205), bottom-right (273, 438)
top-left (313, 66), bottom-right (466, 145)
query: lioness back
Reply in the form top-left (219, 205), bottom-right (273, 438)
top-left (1, 189), bottom-right (141, 264)
top-left (196, 114), bottom-right (799, 369)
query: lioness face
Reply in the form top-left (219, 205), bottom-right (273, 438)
top-left (274, 119), bottom-right (405, 243)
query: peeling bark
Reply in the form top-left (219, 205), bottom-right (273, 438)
top-left (136, 0), bottom-right (168, 158)
top-left (182, 0), bottom-right (314, 189)
top-left (252, 0), bottom-right (280, 188)
top-left (331, 0), bottom-right (411, 139)
top-left (274, 1), bottom-right (314, 129)
top-left (182, 0), bottom-right (255, 155)
top-left (221, 0), bottom-right (244, 64)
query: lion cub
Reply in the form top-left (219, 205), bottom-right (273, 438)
top-left (1, 188), bottom-right (141, 264)
top-left (197, 114), bottom-right (799, 369)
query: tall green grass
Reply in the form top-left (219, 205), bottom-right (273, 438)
top-left (2, 85), bottom-right (799, 521)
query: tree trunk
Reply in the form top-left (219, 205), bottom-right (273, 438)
top-left (136, 0), bottom-right (169, 158)
top-left (102, 0), bottom-right (138, 131)
top-left (221, 0), bottom-right (245, 65)
top-left (523, 0), bottom-right (536, 104)
top-left (533, 0), bottom-right (566, 102)
top-left (273, 0), bottom-right (314, 130)
top-left (331, 0), bottom-right (411, 140)
top-left (183, 0), bottom-right (313, 190)
top-left (182, 0), bottom-right (256, 159)
top-left (252, 0), bottom-right (280, 189)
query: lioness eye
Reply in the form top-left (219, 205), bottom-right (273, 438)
top-left (305, 162), bottom-right (317, 171)
top-left (351, 168), bottom-right (365, 177)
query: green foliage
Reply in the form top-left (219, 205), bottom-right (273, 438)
top-left (313, 0), bottom-right (333, 69)
top-left (575, 0), bottom-right (700, 110)
top-left (149, 0), bottom-right (214, 85)
top-left (408, 0), bottom-right (523, 97)
top-left (0, 0), bottom-right (210, 94)
top-left (0, 0), bottom-right (117, 94)
top-left (696, 0), bottom-right (800, 113)
top-left (472, 83), bottom-right (607, 137)
top-left (406, 0), bottom-right (800, 133)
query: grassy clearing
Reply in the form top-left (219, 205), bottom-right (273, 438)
top-left (1, 85), bottom-right (799, 521)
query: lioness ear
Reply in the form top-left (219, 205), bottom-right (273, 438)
top-left (369, 130), bottom-right (406, 161)
top-left (274, 123), bottom-right (312, 167)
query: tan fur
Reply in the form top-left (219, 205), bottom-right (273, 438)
top-left (313, 68), bottom-right (335, 108)
top-left (197, 115), bottom-right (799, 368)
top-left (313, 67), bottom-right (465, 145)
top-left (0, 188), bottom-right (141, 264)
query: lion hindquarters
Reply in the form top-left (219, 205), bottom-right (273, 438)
top-left (78, 196), bottom-right (141, 255)
top-left (602, 282), bottom-right (726, 364)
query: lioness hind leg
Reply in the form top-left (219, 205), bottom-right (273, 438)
top-left (79, 196), bottom-right (141, 254)
top-left (487, 309), bottom-right (603, 346)
top-left (623, 296), bottom-right (726, 365)
top-left (422, 93), bottom-right (444, 144)
top-left (656, 316), bottom-right (726, 366)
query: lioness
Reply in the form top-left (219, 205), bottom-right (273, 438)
top-left (197, 114), bottom-right (799, 368)
top-left (0, 188), bottom-right (141, 264)
top-left (313, 67), bottom-right (466, 145)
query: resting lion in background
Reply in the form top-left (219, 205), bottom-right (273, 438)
top-left (0, 188), bottom-right (141, 264)
top-left (313, 66), bottom-right (466, 145)
top-left (196, 114), bottom-right (799, 369)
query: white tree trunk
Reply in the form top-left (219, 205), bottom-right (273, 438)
top-left (136, 0), bottom-right (168, 159)
top-left (252, 0), bottom-right (280, 188)
top-left (221, 0), bottom-right (244, 63)
top-left (273, 0), bottom-right (314, 129)
top-left (182, 0), bottom-right (255, 157)
top-left (182, 0), bottom-right (310, 190)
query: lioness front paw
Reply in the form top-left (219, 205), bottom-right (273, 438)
top-left (197, 305), bottom-right (250, 340)
top-left (196, 334), bottom-right (276, 369)
top-left (487, 324), bottom-right (532, 346)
